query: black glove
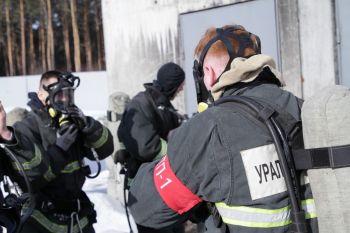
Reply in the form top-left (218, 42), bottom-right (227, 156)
top-left (66, 106), bottom-right (88, 130)
top-left (56, 125), bottom-right (78, 151)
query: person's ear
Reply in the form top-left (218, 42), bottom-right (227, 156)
top-left (203, 63), bottom-right (217, 90)
top-left (37, 90), bottom-right (46, 105)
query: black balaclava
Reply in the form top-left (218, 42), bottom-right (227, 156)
top-left (153, 62), bottom-right (185, 99)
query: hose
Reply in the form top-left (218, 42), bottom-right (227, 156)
top-left (0, 143), bottom-right (35, 233)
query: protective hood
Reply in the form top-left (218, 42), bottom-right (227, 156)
top-left (211, 54), bottom-right (285, 101)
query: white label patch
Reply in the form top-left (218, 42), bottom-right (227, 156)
top-left (241, 144), bottom-right (287, 200)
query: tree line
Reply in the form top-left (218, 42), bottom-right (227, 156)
top-left (0, 0), bottom-right (105, 77)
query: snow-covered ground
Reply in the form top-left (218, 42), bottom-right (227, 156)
top-left (83, 170), bottom-right (137, 233)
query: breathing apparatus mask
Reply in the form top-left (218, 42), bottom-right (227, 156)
top-left (192, 25), bottom-right (261, 112)
top-left (43, 72), bottom-right (81, 130)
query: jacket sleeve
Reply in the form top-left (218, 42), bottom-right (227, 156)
top-left (81, 116), bottom-right (114, 160)
top-left (2, 123), bottom-right (70, 191)
top-left (118, 101), bottom-right (164, 162)
top-left (128, 111), bottom-right (225, 228)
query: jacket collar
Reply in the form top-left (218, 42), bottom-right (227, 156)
top-left (211, 54), bottom-right (285, 101)
top-left (144, 83), bottom-right (173, 108)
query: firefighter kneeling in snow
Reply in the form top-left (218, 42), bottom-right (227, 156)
top-left (0, 71), bottom-right (114, 233)
top-left (127, 24), bottom-right (319, 233)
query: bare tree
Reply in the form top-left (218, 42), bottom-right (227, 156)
top-left (46, 0), bottom-right (54, 70)
top-left (20, 0), bottom-right (26, 75)
top-left (70, 0), bottom-right (81, 71)
top-left (39, 19), bottom-right (47, 72)
top-left (83, 0), bottom-right (92, 70)
top-left (95, 0), bottom-right (103, 70)
top-left (61, 0), bottom-right (72, 71)
top-left (28, 18), bottom-right (36, 74)
top-left (5, 0), bottom-right (14, 76)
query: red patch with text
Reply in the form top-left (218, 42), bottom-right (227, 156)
top-left (153, 155), bottom-right (202, 214)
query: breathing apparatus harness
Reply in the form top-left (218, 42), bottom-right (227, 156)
top-left (191, 25), bottom-right (308, 232)
top-left (43, 72), bottom-right (101, 179)
top-left (214, 96), bottom-right (307, 233)
top-left (0, 144), bottom-right (35, 233)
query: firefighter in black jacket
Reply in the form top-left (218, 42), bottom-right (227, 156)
top-left (0, 71), bottom-right (114, 233)
top-left (127, 25), bottom-right (319, 233)
top-left (117, 62), bottom-right (186, 233)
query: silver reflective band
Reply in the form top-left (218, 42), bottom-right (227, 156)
top-left (215, 199), bottom-right (317, 228)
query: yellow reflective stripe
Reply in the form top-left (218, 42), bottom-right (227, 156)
top-left (12, 144), bottom-right (42, 171)
top-left (90, 126), bottom-right (108, 149)
top-left (216, 198), bottom-right (317, 228)
top-left (153, 138), bottom-right (167, 161)
top-left (44, 166), bottom-right (56, 181)
top-left (216, 202), bottom-right (290, 214)
top-left (222, 217), bottom-right (291, 228)
top-left (119, 142), bottom-right (126, 150)
top-left (302, 199), bottom-right (317, 219)
top-left (305, 212), bottom-right (317, 219)
top-left (31, 209), bottom-right (89, 233)
top-left (61, 161), bottom-right (80, 174)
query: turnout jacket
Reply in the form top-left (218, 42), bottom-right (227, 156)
top-left (128, 55), bottom-right (318, 233)
top-left (3, 98), bottom-right (113, 232)
top-left (118, 84), bottom-right (182, 177)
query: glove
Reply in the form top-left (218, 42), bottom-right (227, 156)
top-left (66, 106), bottom-right (88, 130)
top-left (56, 125), bottom-right (78, 151)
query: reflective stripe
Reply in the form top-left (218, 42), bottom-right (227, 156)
top-left (302, 199), bottom-right (317, 219)
top-left (31, 209), bottom-right (89, 233)
top-left (44, 166), bottom-right (56, 181)
top-left (12, 144), bottom-right (42, 171)
top-left (90, 126), bottom-right (108, 149)
top-left (154, 138), bottom-right (167, 161)
top-left (61, 161), bottom-right (81, 174)
top-left (216, 198), bottom-right (317, 228)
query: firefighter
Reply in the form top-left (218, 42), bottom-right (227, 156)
top-left (117, 62), bottom-right (186, 233)
top-left (127, 24), bottom-right (319, 232)
top-left (0, 71), bottom-right (114, 233)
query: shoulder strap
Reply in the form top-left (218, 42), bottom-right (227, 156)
top-left (143, 91), bottom-right (166, 128)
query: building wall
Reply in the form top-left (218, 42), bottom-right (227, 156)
top-left (298, 0), bottom-right (337, 98)
top-left (102, 0), bottom-right (338, 111)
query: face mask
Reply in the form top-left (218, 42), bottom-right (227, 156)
top-left (193, 59), bottom-right (212, 105)
top-left (43, 72), bottom-right (80, 128)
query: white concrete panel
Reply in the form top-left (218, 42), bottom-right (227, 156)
top-left (336, 0), bottom-right (350, 87)
top-left (299, 0), bottom-right (336, 98)
top-left (0, 77), bottom-right (28, 110)
top-left (102, 0), bottom-right (180, 98)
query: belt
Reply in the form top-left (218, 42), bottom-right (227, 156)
top-left (39, 198), bottom-right (82, 214)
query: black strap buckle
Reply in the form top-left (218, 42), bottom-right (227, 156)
top-left (293, 144), bottom-right (350, 169)
top-left (106, 110), bottom-right (123, 122)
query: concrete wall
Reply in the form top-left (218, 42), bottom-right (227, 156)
top-left (298, 0), bottom-right (337, 98)
top-left (102, 0), bottom-right (339, 106)
top-left (101, 0), bottom-right (246, 114)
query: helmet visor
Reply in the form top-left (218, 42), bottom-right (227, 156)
top-left (52, 87), bottom-right (75, 113)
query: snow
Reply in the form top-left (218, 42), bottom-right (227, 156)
top-left (83, 170), bottom-right (137, 233)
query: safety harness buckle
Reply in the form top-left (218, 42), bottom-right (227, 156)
top-left (69, 199), bottom-right (82, 233)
